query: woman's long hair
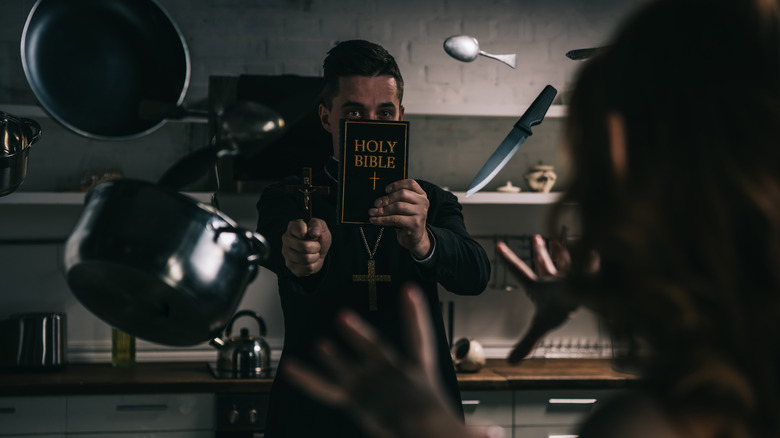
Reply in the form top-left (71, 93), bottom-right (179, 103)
top-left (556, 0), bottom-right (780, 435)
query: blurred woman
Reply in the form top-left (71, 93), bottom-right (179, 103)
top-left (284, 0), bottom-right (780, 437)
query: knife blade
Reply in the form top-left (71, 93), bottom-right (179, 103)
top-left (466, 85), bottom-right (557, 196)
top-left (565, 46), bottom-right (606, 60)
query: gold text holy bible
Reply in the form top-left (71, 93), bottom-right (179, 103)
top-left (338, 119), bottom-right (409, 224)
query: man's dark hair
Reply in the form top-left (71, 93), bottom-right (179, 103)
top-left (321, 40), bottom-right (404, 108)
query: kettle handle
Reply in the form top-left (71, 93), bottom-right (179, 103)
top-left (225, 309), bottom-right (267, 337)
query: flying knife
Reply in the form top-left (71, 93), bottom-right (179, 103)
top-left (565, 46), bottom-right (607, 61)
top-left (466, 85), bottom-right (557, 196)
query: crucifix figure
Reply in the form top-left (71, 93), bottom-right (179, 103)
top-left (284, 167), bottom-right (330, 221)
top-left (352, 260), bottom-right (391, 311)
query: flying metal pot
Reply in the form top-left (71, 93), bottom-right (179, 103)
top-left (63, 179), bottom-right (268, 346)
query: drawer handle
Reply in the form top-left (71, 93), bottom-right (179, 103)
top-left (0, 407), bottom-right (16, 414)
top-left (461, 400), bottom-right (481, 406)
top-left (116, 404), bottom-right (169, 412)
top-left (549, 435), bottom-right (579, 438)
top-left (548, 398), bottom-right (597, 405)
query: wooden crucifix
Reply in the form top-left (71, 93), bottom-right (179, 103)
top-left (352, 260), bottom-right (391, 311)
top-left (284, 167), bottom-right (330, 221)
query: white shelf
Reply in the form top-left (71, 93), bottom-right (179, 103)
top-left (0, 191), bottom-right (213, 204)
top-left (1, 104), bottom-right (49, 118)
top-left (4, 103), bottom-right (568, 120)
top-left (404, 104), bottom-right (567, 118)
top-left (0, 104), bottom-right (206, 124)
top-left (2, 191), bottom-right (562, 206)
top-left (452, 191), bottom-right (562, 204)
top-left (0, 192), bottom-right (85, 205)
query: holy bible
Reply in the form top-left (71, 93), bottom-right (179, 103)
top-left (338, 119), bottom-right (409, 224)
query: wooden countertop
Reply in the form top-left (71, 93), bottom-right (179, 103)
top-left (0, 359), bottom-right (637, 396)
top-left (456, 358), bottom-right (637, 390)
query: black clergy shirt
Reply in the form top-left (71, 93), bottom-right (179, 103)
top-left (256, 158), bottom-right (490, 438)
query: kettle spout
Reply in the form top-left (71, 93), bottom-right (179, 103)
top-left (209, 337), bottom-right (226, 350)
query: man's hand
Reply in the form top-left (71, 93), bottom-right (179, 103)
top-left (283, 284), bottom-right (470, 438)
top-left (368, 179), bottom-right (432, 259)
top-left (281, 218), bottom-right (332, 277)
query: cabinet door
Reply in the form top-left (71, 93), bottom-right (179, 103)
top-left (514, 425), bottom-right (581, 438)
top-left (461, 390), bottom-right (513, 427)
top-left (514, 389), bottom-right (619, 427)
top-left (67, 394), bottom-right (215, 433)
top-left (0, 396), bottom-right (66, 436)
top-left (68, 433), bottom-right (213, 438)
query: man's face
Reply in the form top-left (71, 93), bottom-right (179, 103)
top-left (318, 75), bottom-right (404, 158)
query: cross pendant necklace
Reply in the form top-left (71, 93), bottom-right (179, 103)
top-left (352, 227), bottom-right (391, 311)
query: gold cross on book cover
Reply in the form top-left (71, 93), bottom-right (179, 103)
top-left (338, 119), bottom-right (409, 224)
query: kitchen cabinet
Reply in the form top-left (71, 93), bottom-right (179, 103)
top-left (0, 394), bottom-right (214, 437)
top-left (462, 388), bottom-right (622, 438)
top-left (513, 389), bottom-right (619, 437)
top-left (67, 393), bottom-right (215, 434)
top-left (0, 396), bottom-right (66, 437)
top-left (462, 390), bottom-right (513, 438)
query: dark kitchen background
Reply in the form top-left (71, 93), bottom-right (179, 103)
top-left (0, 0), bottom-right (642, 363)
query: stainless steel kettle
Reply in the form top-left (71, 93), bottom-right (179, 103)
top-left (210, 310), bottom-right (271, 378)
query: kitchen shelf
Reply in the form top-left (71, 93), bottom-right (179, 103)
top-left (0, 104), bottom-right (206, 124)
top-left (404, 103), bottom-right (567, 118)
top-left (3, 103), bottom-right (568, 121)
top-left (0, 192), bottom-right (85, 205)
top-left (1, 191), bottom-right (563, 206)
top-left (452, 191), bottom-right (562, 204)
top-left (0, 191), bottom-right (211, 205)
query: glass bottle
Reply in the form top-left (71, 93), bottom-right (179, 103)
top-left (111, 328), bottom-right (136, 367)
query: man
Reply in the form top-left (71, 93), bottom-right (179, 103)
top-left (256, 39), bottom-right (490, 437)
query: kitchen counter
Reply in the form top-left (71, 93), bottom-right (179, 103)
top-left (456, 358), bottom-right (637, 390)
top-left (0, 359), bottom-right (636, 396)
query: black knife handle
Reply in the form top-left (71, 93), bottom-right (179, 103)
top-left (515, 85), bottom-right (557, 134)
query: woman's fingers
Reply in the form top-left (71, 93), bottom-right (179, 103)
top-left (283, 358), bottom-right (350, 407)
top-left (550, 239), bottom-right (571, 272)
top-left (400, 283), bottom-right (437, 379)
top-left (531, 235), bottom-right (558, 276)
top-left (497, 241), bottom-right (539, 282)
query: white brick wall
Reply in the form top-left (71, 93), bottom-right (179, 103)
top-left (0, 0), bottom-right (642, 358)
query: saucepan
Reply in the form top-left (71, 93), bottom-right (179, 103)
top-left (0, 112), bottom-right (41, 196)
top-left (63, 179), bottom-right (268, 346)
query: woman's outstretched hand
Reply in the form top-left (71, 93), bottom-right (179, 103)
top-left (497, 235), bottom-right (581, 363)
top-left (283, 284), bottom-right (474, 438)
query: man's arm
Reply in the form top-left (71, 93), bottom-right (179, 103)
top-left (368, 179), bottom-right (490, 295)
top-left (256, 180), bottom-right (331, 293)
top-left (417, 183), bottom-right (490, 295)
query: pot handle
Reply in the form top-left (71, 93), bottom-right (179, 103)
top-left (243, 230), bottom-right (269, 264)
top-left (226, 309), bottom-right (267, 337)
top-left (22, 118), bottom-right (42, 145)
top-left (212, 226), bottom-right (269, 264)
